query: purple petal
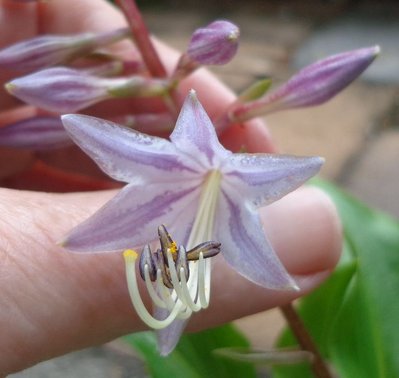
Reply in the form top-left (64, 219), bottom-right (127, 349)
top-left (62, 181), bottom-right (201, 252)
top-left (223, 154), bottom-right (323, 207)
top-left (62, 114), bottom-right (199, 183)
top-left (187, 20), bottom-right (239, 65)
top-left (155, 310), bottom-right (188, 356)
top-left (0, 116), bottom-right (72, 150)
top-left (216, 189), bottom-right (297, 289)
top-left (170, 91), bottom-right (230, 170)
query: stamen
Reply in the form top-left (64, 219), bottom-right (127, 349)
top-left (123, 170), bottom-right (222, 331)
top-left (165, 249), bottom-right (189, 307)
top-left (155, 269), bottom-right (176, 310)
top-left (197, 252), bottom-right (209, 308)
top-left (179, 264), bottom-right (202, 312)
top-left (123, 249), bottom-right (181, 329)
top-left (158, 224), bottom-right (178, 261)
top-left (144, 264), bottom-right (166, 308)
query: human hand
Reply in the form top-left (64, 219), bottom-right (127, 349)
top-left (0, 0), bottom-right (341, 375)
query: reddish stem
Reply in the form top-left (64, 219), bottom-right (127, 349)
top-left (280, 303), bottom-right (333, 378)
top-left (116, 0), bottom-right (167, 78)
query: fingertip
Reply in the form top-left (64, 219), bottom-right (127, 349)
top-left (261, 185), bottom-right (342, 276)
top-left (220, 119), bottom-right (276, 153)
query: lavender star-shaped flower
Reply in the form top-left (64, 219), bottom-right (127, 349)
top-left (62, 91), bottom-right (322, 288)
top-left (61, 90), bottom-right (322, 353)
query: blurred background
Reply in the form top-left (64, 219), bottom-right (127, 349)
top-left (10, 0), bottom-right (399, 376)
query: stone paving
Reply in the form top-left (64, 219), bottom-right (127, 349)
top-left (10, 3), bottom-right (399, 377)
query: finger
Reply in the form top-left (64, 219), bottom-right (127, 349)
top-left (0, 185), bottom-right (341, 374)
top-left (219, 117), bottom-right (276, 153)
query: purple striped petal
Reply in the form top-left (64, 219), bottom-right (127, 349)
top-left (216, 188), bottom-right (297, 289)
top-left (156, 315), bottom-right (188, 356)
top-left (223, 154), bottom-right (324, 207)
top-left (62, 114), bottom-right (199, 183)
top-left (62, 181), bottom-right (201, 252)
top-left (0, 116), bottom-right (71, 150)
top-left (170, 91), bottom-right (230, 170)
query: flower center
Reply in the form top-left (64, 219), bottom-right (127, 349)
top-left (123, 170), bottom-right (222, 329)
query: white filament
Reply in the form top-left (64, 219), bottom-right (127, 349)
top-left (123, 170), bottom-right (221, 329)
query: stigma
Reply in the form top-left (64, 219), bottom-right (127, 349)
top-left (123, 225), bottom-right (221, 329)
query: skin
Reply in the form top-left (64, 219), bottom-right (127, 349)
top-left (0, 0), bottom-right (342, 375)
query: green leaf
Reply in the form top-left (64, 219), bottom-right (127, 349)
top-left (274, 180), bottom-right (399, 377)
top-left (273, 254), bottom-right (356, 378)
top-left (237, 78), bottom-right (272, 102)
top-left (123, 324), bottom-right (256, 378)
top-left (318, 180), bottom-right (399, 377)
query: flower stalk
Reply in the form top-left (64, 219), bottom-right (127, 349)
top-left (115, 0), bottom-right (166, 78)
top-left (281, 303), bottom-right (333, 378)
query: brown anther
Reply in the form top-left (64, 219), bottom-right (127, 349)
top-left (158, 224), bottom-right (178, 263)
top-left (154, 249), bottom-right (173, 289)
top-left (138, 244), bottom-right (157, 281)
top-left (186, 241), bottom-right (221, 261)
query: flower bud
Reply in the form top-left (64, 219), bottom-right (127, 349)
top-left (6, 67), bottom-right (110, 113)
top-left (0, 28), bottom-right (130, 71)
top-left (233, 46), bottom-right (380, 121)
top-left (6, 67), bottom-right (169, 113)
top-left (188, 20), bottom-right (239, 65)
top-left (0, 116), bottom-right (71, 150)
top-left (172, 20), bottom-right (239, 81)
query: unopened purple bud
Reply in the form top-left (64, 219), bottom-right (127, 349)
top-left (0, 116), bottom-right (71, 150)
top-left (6, 67), bottom-right (170, 113)
top-left (6, 67), bottom-right (111, 113)
top-left (0, 28), bottom-right (130, 71)
top-left (233, 46), bottom-right (380, 121)
top-left (187, 20), bottom-right (239, 65)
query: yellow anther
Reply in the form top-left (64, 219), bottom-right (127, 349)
top-left (123, 249), bottom-right (138, 261)
top-left (170, 241), bottom-right (178, 255)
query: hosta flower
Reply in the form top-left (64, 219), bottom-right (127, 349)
top-left (61, 91), bottom-right (322, 353)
